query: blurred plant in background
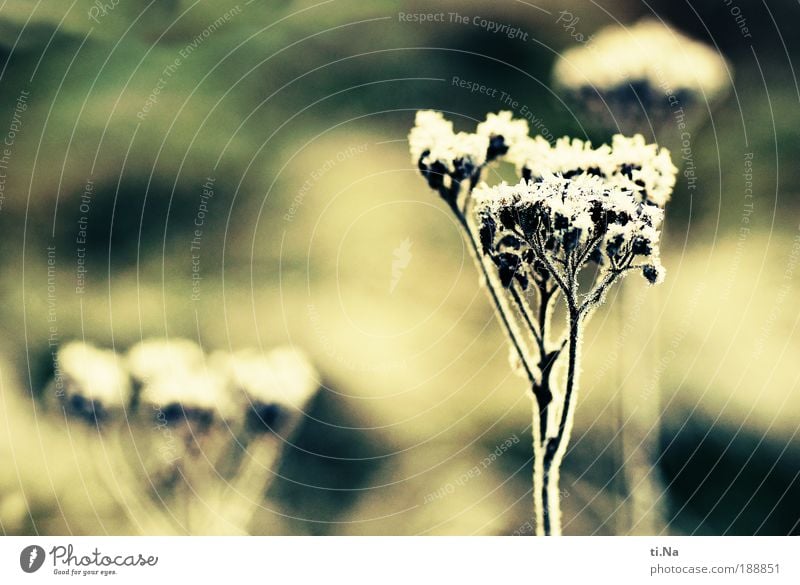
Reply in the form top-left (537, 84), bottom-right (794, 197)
top-left (40, 339), bottom-right (319, 535)
top-left (553, 18), bottom-right (731, 137)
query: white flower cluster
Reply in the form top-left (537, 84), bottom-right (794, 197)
top-left (409, 110), bottom-right (535, 198)
top-left (53, 338), bottom-right (319, 433)
top-left (409, 110), bottom-right (676, 208)
top-left (408, 109), bottom-right (673, 535)
top-left (57, 342), bottom-right (131, 423)
top-left (474, 175), bottom-right (665, 288)
top-left (553, 19), bottom-right (730, 102)
top-left (476, 110), bottom-right (530, 159)
top-left (508, 134), bottom-right (677, 207)
top-left (408, 110), bottom-right (488, 193)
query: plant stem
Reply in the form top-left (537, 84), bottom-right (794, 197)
top-left (544, 458), bottom-right (562, 536)
top-left (531, 397), bottom-right (547, 535)
top-left (542, 467), bottom-right (552, 535)
top-left (554, 304), bottom-right (581, 450)
top-left (448, 188), bottom-right (586, 537)
top-left (508, 284), bottom-right (540, 340)
top-left (449, 202), bottom-right (537, 385)
top-left (538, 302), bottom-right (582, 536)
top-left (215, 437), bottom-right (280, 534)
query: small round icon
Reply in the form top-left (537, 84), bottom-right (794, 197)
top-left (20, 545), bottom-right (46, 573)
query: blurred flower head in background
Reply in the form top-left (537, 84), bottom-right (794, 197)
top-left (39, 338), bottom-right (320, 534)
top-left (554, 19), bottom-right (730, 101)
top-left (57, 342), bottom-right (131, 425)
top-left (214, 346), bottom-right (319, 435)
top-left (553, 19), bottom-right (731, 133)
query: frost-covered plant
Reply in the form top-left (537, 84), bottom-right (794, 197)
top-left (553, 19), bottom-right (731, 131)
top-left (128, 338), bottom-right (206, 394)
top-left (52, 342), bottom-right (177, 533)
top-left (409, 110), bottom-right (676, 535)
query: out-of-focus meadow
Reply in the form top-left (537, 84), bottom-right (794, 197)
top-left (0, 0), bottom-right (799, 535)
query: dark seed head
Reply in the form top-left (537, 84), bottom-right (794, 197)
top-left (631, 236), bottom-right (652, 256)
top-left (498, 234), bottom-right (521, 250)
top-left (453, 157), bottom-right (475, 182)
top-left (246, 402), bottom-right (285, 434)
top-left (642, 264), bottom-right (659, 284)
top-left (517, 204), bottom-right (540, 236)
top-left (479, 214), bottom-right (497, 254)
top-left (495, 253), bottom-right (521, 288)
top-left (563, 228), bottom-right (581, 252)
top-left (498, 206), bottom-right (517, 229)
top-left (425, 160), bottom-right (448, 191)
top-left (606, 234), bottom-right (624, 257)
top-left (487, 135), bottom-right (508, 161)
top-left (619, 163), bottom-right (642, 180)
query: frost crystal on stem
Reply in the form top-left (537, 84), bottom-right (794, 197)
top-left (408, 109), bottom-right (674, 535)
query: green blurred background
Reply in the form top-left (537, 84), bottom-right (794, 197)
top-left (0, 0), bottom-right (799, 535)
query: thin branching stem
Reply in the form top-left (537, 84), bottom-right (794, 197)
top-left (580, 269), bottom-right (625, 317)
top-left (447, 199), bottom-right (538, 385)
top-left (537, 300), bottom-right (581, 536)
top-left (529, 231), bottom-right (570, 296)
top-left (575, 235), bottom-right (601, 268)
top-left (509, 284), bottom-right (543, 348)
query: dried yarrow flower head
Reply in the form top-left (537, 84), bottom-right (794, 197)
top-left (57, 342), bottom-right (131, 424)
top-left (553, 19), bottom-right (730, 130)
top-left (476, 110), bottom-right (530, 161)
top-left (410, 110), bottom-right (530, 203)
top-left (199, 348), bottom-right (318, 535)
top-left (508, 134), bottom-right (677, 208)
top-left (475, 175), bottom-right (665, 293)
top-left (215, 347), bottom-right (319, 435)
top-left (472, 174), bottom-right (665, 536)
